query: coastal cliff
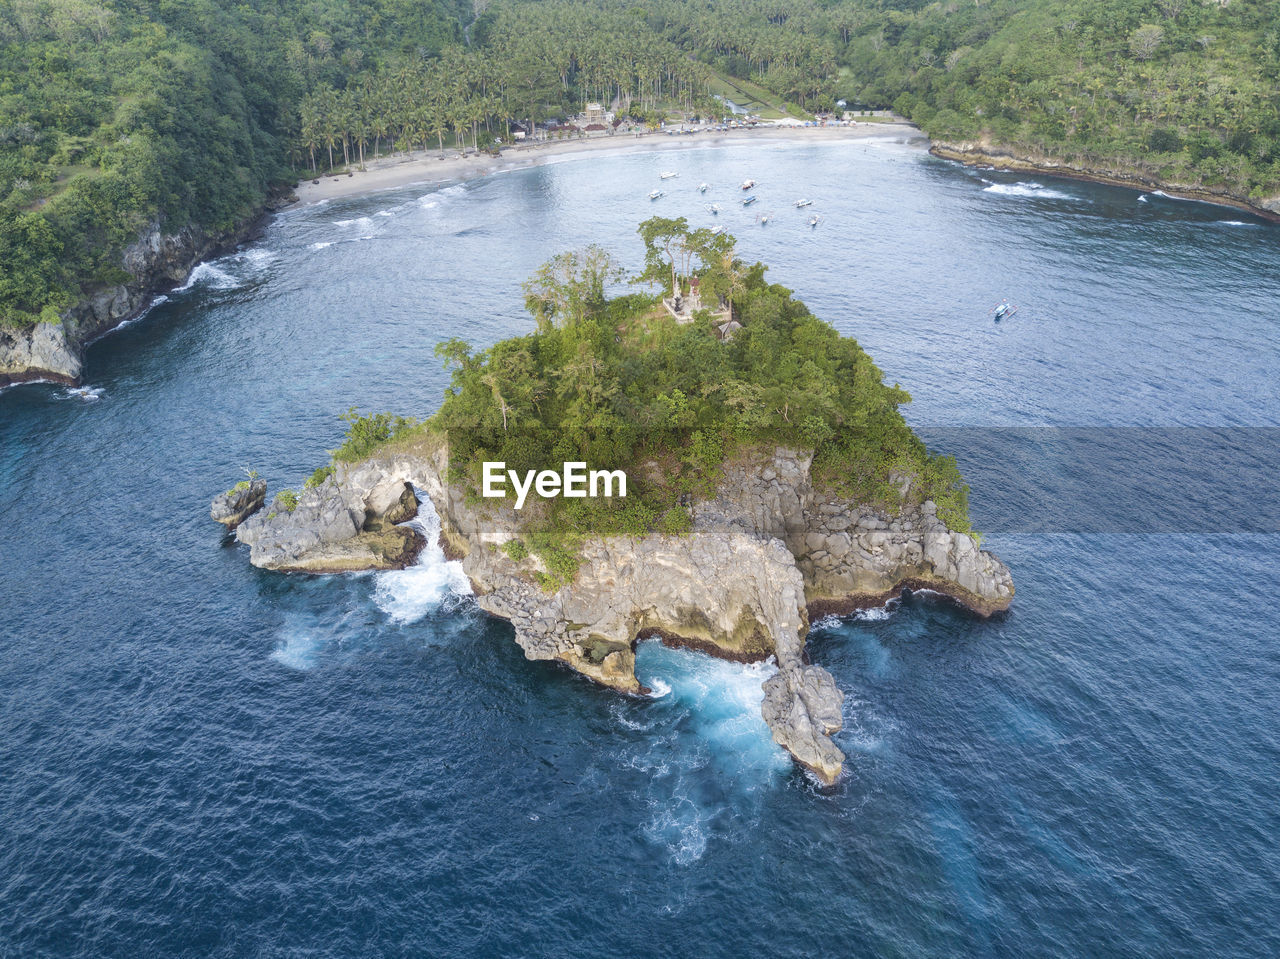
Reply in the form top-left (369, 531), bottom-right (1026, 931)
top-left (225, 438), bottom-right (1012, 784)
top-left (931, 139), bottom-right (1280, 222)
top-left (0, 209), bottom-right (284, 389)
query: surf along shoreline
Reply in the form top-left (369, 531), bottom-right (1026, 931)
top-left (291, 122), bottom-right (926, 205)
top-left (930, 140), bottom-right (1280, 224)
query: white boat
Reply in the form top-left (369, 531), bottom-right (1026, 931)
top-left (698, 182), bottom-right (709, 193)
top-left (741, 179), bottom-right (756, 191)
top-left (758, 212), bottom-right (772, 225)
top-left (660, 171), bottom-right (679, 179)
top-left (707, 203), bottom-right (721, 214)
top-left (649, 189), bottom-right (665, 200)
top-left (710, 226), bottom-right (725, 235)
top-left (795, 199), bottom-right (813, 208)
top-left (742, 195), bottom-right (757, 206)
top-left (808, 214), bottom-right (823, 228)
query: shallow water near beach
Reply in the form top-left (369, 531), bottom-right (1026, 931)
top-left (3, 136), bottom-right (1280, 957)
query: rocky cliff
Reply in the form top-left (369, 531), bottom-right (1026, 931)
top-left (0, 205), bottom-right (286, 388)
top-left (223, 438), bottom-right (1013, 785)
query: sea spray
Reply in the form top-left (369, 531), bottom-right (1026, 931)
top-left (373, 498), bottom-right (471, 624)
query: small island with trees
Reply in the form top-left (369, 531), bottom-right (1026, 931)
top-left (213, 221), bottom-right (1014, 785)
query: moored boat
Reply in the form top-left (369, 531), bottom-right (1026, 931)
top-left (649, 189), bottom-right (665, 200)
top-left (741, 179), bottom-right (756, 190)
top-left (795, 199), bottom-right (813, 208)
top-left (742, 195), bottom-right (757, 206)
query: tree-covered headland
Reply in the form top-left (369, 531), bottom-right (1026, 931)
top-left (4, 0), bottom-right (1278, 331)
top-left (340, 221), bottom-right (971, 589)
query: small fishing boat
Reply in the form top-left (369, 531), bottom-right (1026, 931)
top-left (660, 171), bottom-right (679, 180)
top-left (742, 195), bottom-right (758, 206)
top-left (741, 179), bottom-right (756, 191)
top-left (707, 203), bottom-right (721, 215)
top-left (710, 225), bottom-right (725, 236)
top-left (808, 214), bottom-right (822, 228)
top-left (649, 189), bottom-right (665, 200)
top-left (795, 199), bottom-right (813, 208)
top-left (758, 212), bottom-right (772, 225)
top-left (992, 299), bottom-right (1019, 321)
top-left (698, 182), bottom-right (710, 193)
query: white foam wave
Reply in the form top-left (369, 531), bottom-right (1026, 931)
top-left (309, 241), bottom-right (334, 250)
top-left (373, 497), bottom-right (472, 624)
top-left (271, 630), bottom-right (321, 670)
top-left (333, 215), bottom-right (374, 228)
top-left (983, 181), bottom-right (1073, 200)
top-left (1138, 195), bottom-right (1149, 203)
top-left (1219, 220), bottom-right (1252, 227)
top-left (175, 262), bottom-right (239, 292)
top-left (236, 248), bottom-right (275, 266)
top-left (646, 678), bottom-right (672, 698)
top-left (855, 605), bottom-right (896, 622)
top-left (113, 295), bottom-right (168, 330)
top-left (57, 385), bottom-right (104, 402)
top-left (643, 799), bottom-right (710, 866)
top-left (635, 641), bottom-right (789, 776)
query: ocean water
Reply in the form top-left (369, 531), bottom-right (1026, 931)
top-left (2, 134), bottom-right (1279, 956)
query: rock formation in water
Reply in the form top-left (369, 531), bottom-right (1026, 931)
top-left (211, 479), bottom-right (268, 529)
top-left (233, 475), bottom-right (423, 573)
top-left (223, 437), bottom-right (1013, 785)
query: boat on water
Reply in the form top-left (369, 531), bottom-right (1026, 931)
top-left (808, 214), bottom-right (823, 228)
top-left (660, 171), bottom-right (679, 179)
top-left (758, 212), bottom-right (773, 225)
top-left (795, 199), bottom-right (813, 208)
top-left (649, 189), bottom-right (665, 200)
top-left (698, 182), bottom-right (710, 193)
top-left (710, 225), bottom-right (725, 235)
top-left (741, 179), bottom-right (756, 190)
top-left (993, 299), bottom-right (1019, 321)
top-left (742, 195), bottom-right (758, 206)
top-left (707, 203), bottom-right (721, 215)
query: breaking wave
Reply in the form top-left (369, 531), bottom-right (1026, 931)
top-left (373, 498), bottom-right (472, 624)
top-left (983, 181), bottom-right (1073, 201)
top-left (174, 262), bottom-right (239, 292)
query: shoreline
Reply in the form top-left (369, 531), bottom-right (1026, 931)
top-left (291, 122), bottom-right (926, 206)
top-left (930, 141), bottom-right (1280, 223)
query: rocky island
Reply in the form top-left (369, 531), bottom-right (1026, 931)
top-left (216, 222), bottom-right (1013, 784)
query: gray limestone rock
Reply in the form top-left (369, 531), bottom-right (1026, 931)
top-left (210, 479), bottom-right (267, 529)
top-left (229, 439), bottom-right (1014, 781)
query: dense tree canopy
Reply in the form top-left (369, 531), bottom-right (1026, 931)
top-left (419, 222), bottom-right (971, 586)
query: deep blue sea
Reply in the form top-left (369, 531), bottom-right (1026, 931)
top-left (3, 135), bottom-right (1279, 957)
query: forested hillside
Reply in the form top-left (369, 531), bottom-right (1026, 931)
top-left (3, 0), bottom-right (1278, 332)
top-left (0, 0), bottom-right (466, 327)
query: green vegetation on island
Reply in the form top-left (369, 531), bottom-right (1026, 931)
top-left (417, 222), bottom-right (972, 588)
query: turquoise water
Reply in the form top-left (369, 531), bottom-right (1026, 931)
top-left (2, 136), bottom-right (1279, 956)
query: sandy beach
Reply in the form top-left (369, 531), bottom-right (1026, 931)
top-left (291, 122), bottom-right (925, 205)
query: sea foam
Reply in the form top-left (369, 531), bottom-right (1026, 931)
top-left (983, 181), bottom-right (1073, 200)
top-left (373, 498), bottom-right (471, 624)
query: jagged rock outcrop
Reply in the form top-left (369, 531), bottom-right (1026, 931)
top-left (211, 479), bottom-right (267, 529)
top-left (228, 438), bottom-right (1013, 784)
top-left (234, 474), bottom-right (423, 572)
top-left (1, 216), bottom-right (267, 388)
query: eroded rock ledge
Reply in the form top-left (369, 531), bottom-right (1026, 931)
top-left (223, 440), bottom-right (1013, 784)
